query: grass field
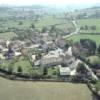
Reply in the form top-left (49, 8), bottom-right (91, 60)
top-left (1, 16), bottom-right (74, 31)
top-left (87, 56), bottom-right (100, 65)
top-left (67, 34), bottom-right (100, 46)
top-left (0, 77), bottom-right (92, 100)
top-left (0, 32), bottom-right (17, 40)
top-left (78, 19), bottom-right (100, 33)
top-left (36, 16), bottom-right (66, 28)
top-left (1, 57), bottom-right (33, 74)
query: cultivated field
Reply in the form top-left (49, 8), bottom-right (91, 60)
top-left (0, 77), bottom-right (92, 100)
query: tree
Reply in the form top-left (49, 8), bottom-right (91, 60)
top-left (43, 67), bottom-right (48, 75)
top-left (19, 21), bottom-right (23, 25)
top-left (8, 60), bottom-right (15, 74)
top-left (17, 66), bottom-right (23, 73)
top-left (8, 65), bottom-right (13, 74)
top-left (50, 25), bottom-right (56, 33)
top-left (97, 45), bottom-right (100, 54)
top-left (41, 27), bottom-right (48, 33)
top-left (76, 63), bottom-right (86, 73)
top-left (30, 23), bottom-right (35, 29)
top-left (84, 25), bottom-right (88, 30)
top-left (80, 39), bottom-right (97, 55)
top-left (91, 26), bottom-right (96, 30)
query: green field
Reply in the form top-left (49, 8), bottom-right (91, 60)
top-left (78, 19), bottom-right (100, 33)
top-left (87, 56), bottom-right (100, 65)
top-left (1, 57), bottom-right (33, 74)
top-left (0, 16), bottom-right (74, 39)
top-left (1, 16), bottom-right (73, 30)
top-left (0, 77), bottom-right (92, 100)
top-left (0, 32), bottom-right (17, 40)
top-left (36, 16), bottom-right (66, 28)
top-left (67, 34), bottom-right (100, 46)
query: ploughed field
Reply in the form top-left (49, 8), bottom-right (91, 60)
top-left (0, 77), bottom-right (92, 100)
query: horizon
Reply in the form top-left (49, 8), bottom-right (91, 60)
top-left (0, 0), bottom-right (100, 7)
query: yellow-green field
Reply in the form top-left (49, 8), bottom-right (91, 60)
top-left (0, 77), bottom-right (92, 100)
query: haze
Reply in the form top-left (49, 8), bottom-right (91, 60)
top-left (0, 0), bottom-right (100, 6)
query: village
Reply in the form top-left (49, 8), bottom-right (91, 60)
top-left (0, 32), bottom-right (78, 76)
top-left (0, 4), bottom-right (100, 100)
top-left (0, 31), bottom-right (97, 79)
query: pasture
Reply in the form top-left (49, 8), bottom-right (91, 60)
top-left (0, 15), bottom-right (74, 32)
top-left (67, 34), bottom-right (100, 46)
top-left (78, 19), bottom-right (100, 33)
top-left (0, 77), bottom-right (92, 100)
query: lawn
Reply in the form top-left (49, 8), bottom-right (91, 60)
top-left (78, 19), bottom-right (100, 33)
top-left (67, 34), bottom-right (100, 46)
top-left (95, 81), bottom-right (100, 90)
top-left (1, 57), bottom-right (33, 74)
top-left (0, 77), bottom-right (92, 100)
top-left (14, 59), bottom-right (32, 74)
top-left (87, 56), bottom-right (100, 65)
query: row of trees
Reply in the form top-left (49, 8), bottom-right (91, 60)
top-left (80, 25), bottom-right (96, 30)
top-left (0, 63), bottom-right (22, 75)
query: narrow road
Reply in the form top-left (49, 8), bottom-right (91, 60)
top-left (63, 20), bottom-right (80, 39)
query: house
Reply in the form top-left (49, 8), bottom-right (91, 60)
top-left (9, 40), bottom-right (24, 51)
top-left (6, 40), bottom-right (10, 48)
top-left (59, 65), bottom-right (76, 76)
top-left (39, 41), bottom-right (48, 52)
top-left (72, 41), bottom-right (90, 56)
top-left (55, 36), bottom-right (66, 49)
top-left (24, 44), bottom-right (39, 49)
top-left (62, 53), bottom-right (76, 68)
top-left (4, 48), bottom-right (14, 59)
top-left (59, 65), bottom-right (71, 75)
top-left (47, 41), bottom-right (57, 50)
top-left (14, 51), bottom-right (22, 56)
top-left (34, 60), bottom-right (41, 66)
top-left (0, 53), bottom-right (5, 59)
top-left (31, 54), bottom-right (36, 62)
top-left (41, 56), bottom-right (63, 66)
top-left (40, 48), bottom-right (64, 66)
top-left (0, 45), bottom-right (3, 52)
top-left (0, 38), bottom-right (6, 48)
top-left (40, 32), bottom-right (52, 42)
top-left (65, 47), bottom-right (72, 56)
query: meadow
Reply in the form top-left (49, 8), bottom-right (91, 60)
top-left (0, 77), bottom-right (92, 100)
top-left (78, 19), bottom-right (100, 33)
top-left (67, 34), bottom-right (100, 46)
